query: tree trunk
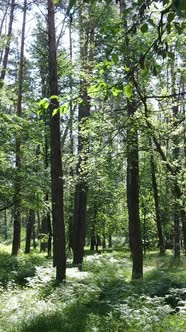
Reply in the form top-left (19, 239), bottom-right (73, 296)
top-left (4, 209), bottom-right (8, 240)
top-left (72, 5), bottom-right (91, 266)
top-left (119, 0), bottom-right (143, 279)
top-left (127, 102), bottom-right (143, 279)
top-left (25, 209), bottom-right (35, 254)
top-left (108, 234), bottom-right (112, 248)
top-left (12, 0), bottom-right (27, 256)
top-left (150, 148), bottom-right (165, 255)
top-left (48, 0), bottom-right (66, 281)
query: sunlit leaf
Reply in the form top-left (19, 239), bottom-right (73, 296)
top-left (111, 87), bottom-right (121, 97)
top-left (52, 108), bottom-right (58, 116)
top-left (124, 84), bottom-right (133, 98)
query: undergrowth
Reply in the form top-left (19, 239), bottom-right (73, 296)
top-left (0, 247), bottom-right (186, 331)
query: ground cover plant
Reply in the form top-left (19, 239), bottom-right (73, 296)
top-left (0, 246), bottom-right (186, 332)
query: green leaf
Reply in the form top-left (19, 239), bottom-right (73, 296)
top-left (59, 102), bottom-right (70, 114)
top-left (124, 84), bottom-right (133, 98)
top-left (50, 95), bottom-right (59, 101)
top-left (88, 85), bottom-right (97, 95)
top-left (111, 87), bottom-right (121, 97)
top-left (140, 23), bottom-right (148, 33)
top-left (99, 68), bottom-right (105, 75)
top-left (52, 108), bottom-right (59, 116)
top-left (38, 98), bottom-right (50, 109)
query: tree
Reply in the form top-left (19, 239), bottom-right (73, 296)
top-left (12, 0), bottom-right (27, 256)
top-left (72, 1), bottom-right (92, 266)
top-left (47, 0), bottom-right (66, 281)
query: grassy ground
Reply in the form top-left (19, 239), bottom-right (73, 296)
top-left (0, 245), bottom-right (186, 331)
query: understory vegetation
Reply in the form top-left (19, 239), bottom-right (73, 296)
top-left (0, 245), bottom-right (186, 332)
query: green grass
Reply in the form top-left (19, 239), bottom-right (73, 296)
top-left (0, 248), bottom-right (186, 331)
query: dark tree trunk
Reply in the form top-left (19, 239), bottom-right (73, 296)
top-left (96, 234), bottom-right (100, 253)
top-left (172, 103), bottom-right (180, 259)
top-left (47, 212), bottom-right (52, 257)
top-left (12, 0), bottom-right (27, 256)
top-left (73, 182), bottom-right (88, 264)
top-left (12, 206), bottom-right (21, 255)
top-left (150, 149), bottom-right (165, 255)
top-left (90, 223), bottom-right (96, 251)
top-left (173, 182), bottom-right (181, 259)
top-left (4, 209), bottom-right (8, 240)
top-left (48, 0), bottom-right (66, 281)
top-left (181, 209), bottom-right (186, 254)
top-left (67, 13), bottom-right (74, 251)
top-left (119, 0), bottom-right (143, 279)
top-left (25, 209), bottom-right (35, 254)
top-left (127, 102), bottom-right (143, 279)
top-left (102, 234), bottom-right (106, 249)
top-left (108, 234), bottom-right (112, 248)
top-left (40, 213), bottom-right (49, 252)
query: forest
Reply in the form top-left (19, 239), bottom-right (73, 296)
top-left (0, 0), bottom-right (186, 331)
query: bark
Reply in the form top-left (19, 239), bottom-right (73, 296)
top-left (150, 149), bottom-right (165, 255)
top-left (12, 0), bottom-right (27, 256)
top-left (48, 0), bottom-right (66, 281)
top-left (25, 209), bottom-right (35, 254)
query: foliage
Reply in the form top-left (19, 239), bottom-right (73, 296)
top-left (0, 250), bottom-right (186, 331)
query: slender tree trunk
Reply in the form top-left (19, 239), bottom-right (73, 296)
top-left (48, 0), bottom-right (66, 281)
top-left (0, 0), bottom-right (15, 83)
top-left (25, 209), bottom-right (35, 254)
top-left (108, 234), bottom-right (112, 248)
top-left (12, 0), bottom-right (27, 256)
top-left (4, 209), bottom-right (8, 240)
top-left (90, 225), bottom-right (96, 251)
top-left (119, 0), bottom-right (143, 279)
top-left (180, 78), bottom-right (186, 253)
top-left (172, 69), bottom-right (180, 259)
top-left (150, 148), bottom-right (165, 255)
top-left (127, 104), bottom-right (143, 279)
top-left (72, 5), bottom-right (91, 266)
top-left (67, 12), bottom-right (74, 251)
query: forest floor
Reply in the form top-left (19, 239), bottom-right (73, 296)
top-left (0, 245), bottom-right (186, 331)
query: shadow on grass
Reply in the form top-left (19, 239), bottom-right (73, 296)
top-left (0, 251), bottom-right (47, 286)
top-left (21, 300), bottom-right (112, 332)
top-left (144, 256), bottom-right (186, 296)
